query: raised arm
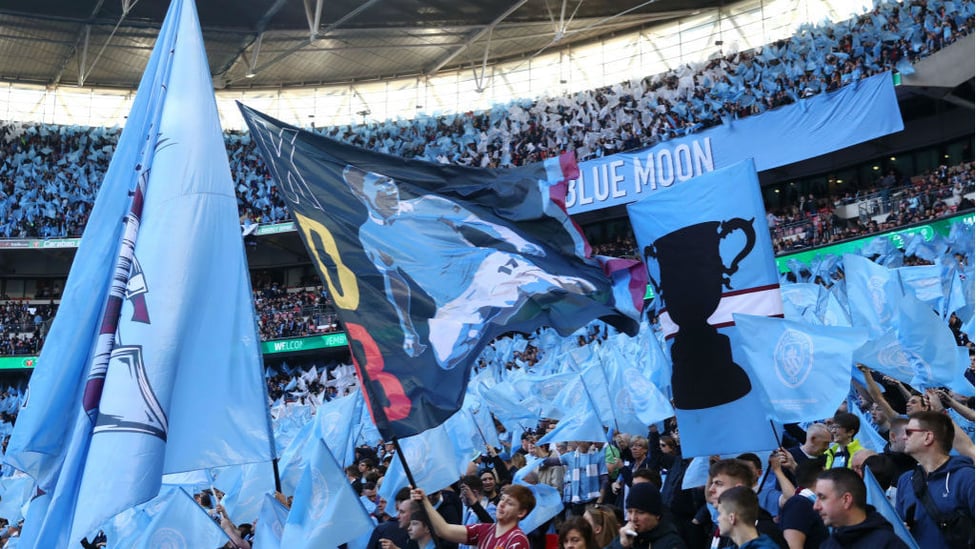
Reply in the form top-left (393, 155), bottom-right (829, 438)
top-left (412, 488), bottom-right (470, 543)
top-left (856, 364), bottom-right (897, 421)
top-left (926, 389), bottom-right (975, 460)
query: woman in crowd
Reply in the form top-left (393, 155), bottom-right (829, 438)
top-left (584, 504), bottom-right (621, 549)
top-left (559, 517), bottom-right (600, 549)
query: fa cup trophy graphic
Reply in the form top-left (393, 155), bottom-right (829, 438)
top-left (644, 218), bottom-right (756, 410)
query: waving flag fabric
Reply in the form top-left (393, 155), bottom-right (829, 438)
top-left (253, 493), bottom-right (290, 549)
top-left (132, 488), bottom-right (231, 549)
top-left (627, 158), bottom-right (781, 457)
top-left (844, 254), bottom-right (900, 337)
top-left (864, 468), bottom-right (920, 549)
top-left (239, 105), bottom-right (642, 439)
top-left (733, 314), bottom-right (868, 424)
top-left (281, 440), bottom-right (373, 549)
top-left (7, 1), bottom-right (275, 545)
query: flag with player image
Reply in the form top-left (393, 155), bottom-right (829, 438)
top-left (240, 105), bottom-right (644, 439)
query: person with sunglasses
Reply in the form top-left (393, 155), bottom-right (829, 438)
top-left (895, 411), bottom-right (975, 549)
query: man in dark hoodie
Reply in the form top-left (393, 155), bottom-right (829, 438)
top-left (895, 410), bottom-right (975, 549)
top-left (813, 468), bottom-right (908, 548)
top-left (611, 482), bottom-right (685, 549)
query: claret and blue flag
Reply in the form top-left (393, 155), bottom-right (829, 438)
top-left (5, 0), bottom-right (275, 546)
top-left (239, 105), bottom-right (644, 439)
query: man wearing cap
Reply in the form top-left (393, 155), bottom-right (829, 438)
top-left (610, 482), bottom-right (686, 549)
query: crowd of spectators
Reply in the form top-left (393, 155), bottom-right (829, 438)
top-left (0, 154), bottom-right (969, 357)
top-left (252, 282), bottom-right (340, 341)
top-left (767, 161), bottom-right (975, 252)
top-left (0, 0), bottom-right (970, 358)
top-left (587, 160), bottom-right (975, 259)
top-left (0, 0), bottom-right (971, 237)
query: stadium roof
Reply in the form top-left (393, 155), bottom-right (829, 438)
top-left (0, 0), bottom-right (725, 91)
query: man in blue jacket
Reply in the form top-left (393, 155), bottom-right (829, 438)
top-left (895, 410), bottom-right (975, 549)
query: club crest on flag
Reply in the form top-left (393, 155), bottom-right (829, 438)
top-left (93, 345), bottom-right (168, 441)
top-left (869, 275), bottom-right (893, 321)
top-left (877, 340), bottom-right (914, 378)
top-left (538, 378), bottom-right (569, 401)
top-left (307, 469), bottom-right (332, 526)
top-left (773, 329), bottom-right (814, 388)
top-left (149, 527), bottom-right (186, 548)
top-left (624, 368), bottom-right (657, 409)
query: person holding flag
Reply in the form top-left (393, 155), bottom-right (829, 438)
top-left (411, 485), bottom-right (535, 549)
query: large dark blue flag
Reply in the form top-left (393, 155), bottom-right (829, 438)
top-left (239, 105), bottom-right (642, 439)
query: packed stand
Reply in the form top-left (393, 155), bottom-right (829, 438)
top-left (252, 282), bottom-right (340, 341)
top-left (0, 221), bottom-right (973, 547)
top-left (0, 0), bottom-right (972, 240)
top-left (767, 161), bottom-right (975, 252)
top-left (0, 302), bottom-right (56, 357)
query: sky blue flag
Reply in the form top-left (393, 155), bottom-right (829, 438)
top-left (896, 295), bottom-right (960, 388)
top-left (462, 395), bottom-right (502, 451)
top-left (0, 476), bottom-right (34, 522)
top-left (626, 158), bottom-right (781, 457)
top-left (356, 390), bottom-right (384, 448)
top-left (11, 2), bottom-right (276, 545)
top-left (2, 0), bottom-right (176, 497)
top-left (443, 407), bottom-right (482, 464)
top-left (280, 440), bottom-right (373, 549)
top-left (781, 283), bottom-right (851, 327)
top-left (517, 482), bottom-right (563, 534)
top-left (843, 254), bottom-right (901, 338)
top-left (681, 457), bottom-right (711, 489)
top-left (536, 394), bottom-right (606, 444)
top-left (733, 314), bottom-right (868, 423)
top-left (253, 493), bottom-right (290, 549)
top-left (605, 346), bottom-right (674, 435)
top-left (948, 347), bottom-right (975, 398)
top-left (579, 360), bottom-right (616, 428)
top-left (864, 468), bottom-right (920, 549)
top-left (545, 374), bottom-right (588, 420)
top-left (214, 461), bottom-right (276, 525)
top-left (378, 421), bottom-right (465, 503)
top-left (99, 505), bottom-right (152, 549)
top-left (314, 390), bottom-right (362, 467)
top-left (277, 418), bottom-right (316, 496)
top-left (15, 493), bottom-right (50, 549)
top-left (132, 488), bottom-right (231, 549)
top-left (781, 283), bottom-right (824, 325)
top-left (897, 265), bottom-right (946, 313)
top-left (853, 329), bottom-right (918, 386)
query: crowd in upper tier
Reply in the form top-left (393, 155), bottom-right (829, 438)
top-left (589, 160), bottom-right (975, 259)
top-left (0, 0), bottom-right (972, 238)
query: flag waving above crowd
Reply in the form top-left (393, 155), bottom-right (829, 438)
top-left (5, 0), bottom-right (274, 546)
top-left (240, 104), bottom-right (644, 439)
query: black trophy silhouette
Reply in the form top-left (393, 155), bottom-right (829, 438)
top-left (644, 218), bottom-right (756, 410)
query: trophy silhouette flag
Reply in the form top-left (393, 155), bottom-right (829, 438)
top-left (628, 159), bottom-right (782, 457)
